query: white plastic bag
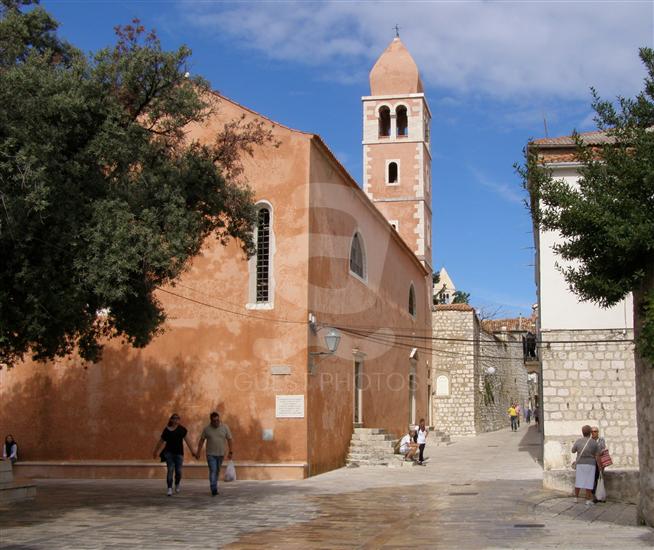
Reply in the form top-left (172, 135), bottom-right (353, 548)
top-left (224, 460), bottom-right (236, 482)
top-left (596, 473), bottom-right (607, 501)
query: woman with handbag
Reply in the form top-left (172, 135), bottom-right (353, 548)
top-left (571, 425), bottom-right (600, 505)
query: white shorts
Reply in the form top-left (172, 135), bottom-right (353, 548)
top-left (400, 446), bottom-right (410, 454)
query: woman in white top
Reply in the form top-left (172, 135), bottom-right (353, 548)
top-left (3, 434), bottom-right (18, 464)
top-left (416, 419), bottom-right (428, 464)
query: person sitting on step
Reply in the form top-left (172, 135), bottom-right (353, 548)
top-left (398, 428), bottom-right (419, 461)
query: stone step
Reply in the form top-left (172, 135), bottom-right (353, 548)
top-left (348, 443), bottom-right (396, 451)
top-left (350, 433), bottom-right (395, 441)
top-left (352, 428), bottom-right (386, 435)
top-left (0, 483), bottom-right (36, 503)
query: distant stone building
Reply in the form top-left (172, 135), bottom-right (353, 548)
top-left (529, 131), bottom-right (639, 503)
top-left (431, 304), bottom-right (530, 436)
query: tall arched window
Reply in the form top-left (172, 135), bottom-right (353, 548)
top-left (256, 206), bottom-right (271, 302)
top-left (378, 106), bottom-right (391, 137)
top-left (436, 375), bottom-right (450, 396)
top-left (396, 105), bottom-right (408, 137)
top-left (349, 232), bottom-right (366, 280)
top-left (388, 161), bottom-right (398, 184)
top-left (408, 284), bottom-right (416, 316)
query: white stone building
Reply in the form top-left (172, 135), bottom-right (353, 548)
top-left (530, 132), bottom-right (639, 502)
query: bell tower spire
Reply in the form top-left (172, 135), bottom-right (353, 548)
top-left (362, 38), bottom-right (432, 273)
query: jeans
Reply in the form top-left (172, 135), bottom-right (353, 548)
top-left (510, 417), bottom-right (518, 431)
top-left (164, 452), bottom-right (183, 489)
top-left (207, 455), bottom-right (224, 492)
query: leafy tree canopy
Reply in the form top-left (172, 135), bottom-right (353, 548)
top-left (0, 1), bottom-right (274, 367)
top-left (519, 47), bottom-right (654, 361)
top-left (452, 291), bottom-right (471, 304)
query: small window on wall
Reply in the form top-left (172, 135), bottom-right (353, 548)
top-left (349, 232), bottom-right (366, 280)
top-left (387, 161), bottom-right (398, 184)
top-left (435, 375), bottom-right (450, 396)
top-left (256, 207), bottom-right (271, 302)
top-left (408, 284), bottom-right (416, 316)
top-left (379, 106), bottom-right (391, 137)
top-left (396, 105), bottom-right (408, 137)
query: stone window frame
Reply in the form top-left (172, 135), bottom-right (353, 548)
top-left (408, 282), bottom-right (417, 318)
top-left (435, 373), bottom-right (450, 397)
top-left (349, 230), bottom-right (368, 284)
top-left (385, 159), bottom-right (400, 186)
top-left (246, 200), bottom-right (275, 310)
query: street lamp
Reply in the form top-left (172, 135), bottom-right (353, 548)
top-left (309, 327), bottom-right (342, 374)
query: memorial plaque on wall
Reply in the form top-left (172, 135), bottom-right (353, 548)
top-left (275, 395), bottom-right (305, 418)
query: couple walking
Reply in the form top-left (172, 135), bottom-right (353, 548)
top-left (153, 411), bottom-right (232, 497)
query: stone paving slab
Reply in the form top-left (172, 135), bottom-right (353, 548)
top-left (1, 426), bottom-right (652, 549)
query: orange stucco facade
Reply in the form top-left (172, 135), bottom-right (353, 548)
top-left (0, 39), bottom-right (433, 480)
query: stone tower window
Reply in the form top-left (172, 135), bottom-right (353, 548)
top-left (349, 232), bottom-right (366, 280)
top-left (388, 161), bottom-right (398, 184)
top-left (378, 106), bottom-right (391, 137)
top-left (255, 206), bottom-right (271, 302)
top-left (396, 105), bottom-right (408, 137)
top-left (408, 284), bottom-right (416, 316)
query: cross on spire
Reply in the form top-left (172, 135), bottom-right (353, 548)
top-left (393, 24), bottom-right (400, 38)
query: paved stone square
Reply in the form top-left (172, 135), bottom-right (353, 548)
top-left (1, 426), bottom-right (653, 549)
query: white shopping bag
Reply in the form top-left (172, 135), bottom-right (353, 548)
top-left (596, 473), bottom-right (607, 501)
top-left (224, 460), bottom-right (236, 482)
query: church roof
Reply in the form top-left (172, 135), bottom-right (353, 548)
top-left (369, 37), bottom-right (424, 96)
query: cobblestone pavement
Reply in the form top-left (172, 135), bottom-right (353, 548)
top-left (1, 425), bottom-right (653, 549)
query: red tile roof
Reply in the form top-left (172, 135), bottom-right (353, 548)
top-left (531, 130), bottom-right (615, 147)
top-left (433, 303), bottom-right (474, 312)
top-left (481, 315), bottom-right (536, 333)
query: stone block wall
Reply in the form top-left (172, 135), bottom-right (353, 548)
top-left (432, 306), bottom-right (530, 436)
top-left (475, 328), bottom-right (529, 433)
top-left (540, 328), bottom-right (638, 473)
top-left (432, 307), bottom-right (476, 436)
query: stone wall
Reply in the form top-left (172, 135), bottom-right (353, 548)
top-left (432, 307), bottom-right (476, 436)
top-left (432, 306), bottom-right (530, 436)
top-left (540, 328), bottom-right (639, 481)
top-left (475, 327), bottom-right (529, 433)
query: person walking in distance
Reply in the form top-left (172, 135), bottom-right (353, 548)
top-left (515, 403), bottom-right (522, 428)
top-left (508, 404), bottom-right (518, 431)
top-left (196, 411), bottom-right (233, 496)
top-left (416, 418), bottom-right (428, 465)
top-left (153, 413), bottom-right (195, 496)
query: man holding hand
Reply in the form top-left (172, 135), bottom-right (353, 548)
top-left (196, 411), bottom-right (233, 496)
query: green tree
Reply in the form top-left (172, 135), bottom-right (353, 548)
top-left (0, 1), bottom-right (274, 367)
top-left (451, 291), bottom-right (470, 304)
top-left (519, 47), bottom-right (654, 526)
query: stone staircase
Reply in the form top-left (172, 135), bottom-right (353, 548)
top-left (346, 428), bottom-right (403, 467)
top-left (345, 427), bottom-right (453, 468)
top-left (0, 461), bottom-right (36, 504)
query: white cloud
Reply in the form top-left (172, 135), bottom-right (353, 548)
top-left (179, 0), bottom-right (653, 100)
top-left (469, 167), bottom-right (524, 204)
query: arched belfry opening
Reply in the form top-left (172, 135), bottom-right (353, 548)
top-left (396, 105), bottom-right (408, 137)
top-left (379, 106), bottom-right (391, 137)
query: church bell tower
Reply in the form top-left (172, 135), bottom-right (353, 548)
top-left (362, 37), bottom-right (433, 273)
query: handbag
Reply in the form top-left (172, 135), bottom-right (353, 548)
top-left (596, 471), bottom-right (607, 501)
top-left (572, 437), bottom-right (592, 470)
top-left (599, 448), bottom-right (613, 468)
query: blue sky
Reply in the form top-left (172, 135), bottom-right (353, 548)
top-left (42, 0), bottom-right (653, 318)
